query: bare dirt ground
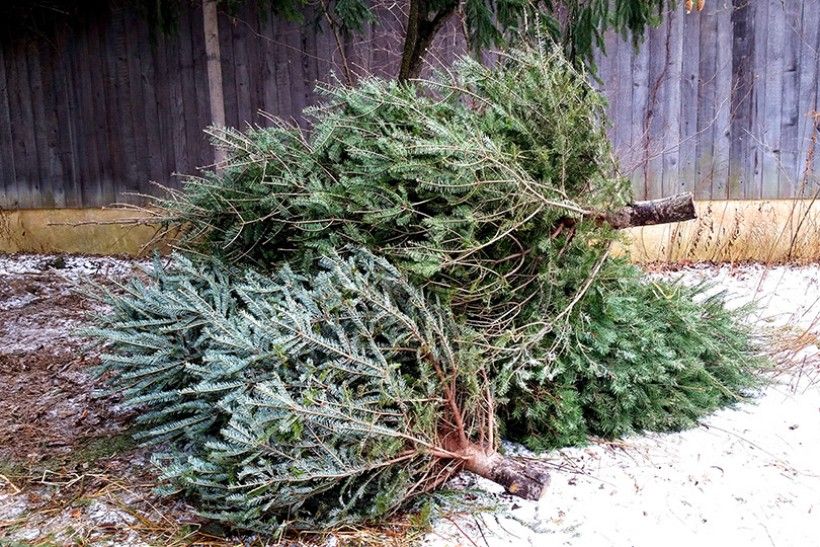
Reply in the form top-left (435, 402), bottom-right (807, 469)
top-left (1, 255), bottom-right (818, 546)
top-left (0, 255), bottom-right (213, 546)
top-left (0, 254), bottom-right (417, 546)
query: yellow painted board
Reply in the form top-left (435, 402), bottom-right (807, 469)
top-left (4, 201), bottom-right (820, 263)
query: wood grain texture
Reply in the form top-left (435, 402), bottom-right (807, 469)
top-left (760, 0), bottom-right (784, 199)
top-left (693, 2), bottom-right (715, 199)
top-left (662, 6), bottom-right (684, 196)
top-left (727, 0), bottom-right (755, 200)
top-left (711, 2), bottom-right (733, 200)
top-left (630, 30), bottom-right (650, 195)
top-left (796, 0), bottom-right (820, 194)
top-left (778, 0), bottom-right (802, 196)
top-left (645, 17), bottom-right (669, 201)
top-left (0, 46), bottom-right (18, 208)
top-left (0, 0), bottom-right (818, 208)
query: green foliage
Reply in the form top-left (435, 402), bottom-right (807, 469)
top-left (398, 0), bottom-right (672, 79)
top-left (86, 255), bottom-right (254, 446)
top-left (539, 0), bottom-right (668, 69)
top-left (87, 250), bottom-right (494, 531)
top-left (92, 44), bottom-right (763, 534)
top-left (158, 47), bottom-right (627, 354)
top-left (501, 258), bottom-right (762, 449)
top-left (457, 0), bottom-right (670, 66)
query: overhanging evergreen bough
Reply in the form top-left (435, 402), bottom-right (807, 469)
top-left (93, 46), bottom-right (761, 532)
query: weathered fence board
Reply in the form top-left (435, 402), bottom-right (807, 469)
top-left (0, 1), bottom-right (818, 208)
top-left (596, 0), bottom-right (819, 200)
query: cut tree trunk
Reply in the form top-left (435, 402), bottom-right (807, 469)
top-left (553, 193), bottom-right (697, 237)
top-left (604, 192), bottom-right (697, 229)
top-left (461, 445), bottom-right (550, 501)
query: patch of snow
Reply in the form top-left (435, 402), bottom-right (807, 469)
top-left (0, 253), bottom-right (146, 281)
top-left (85, 499), bottom-right (137, 526)
top-left (3, 320), bottom-right (85, 354)
top-left (11, 527), bottom-right (42, 542)
top-left (427, 264), bottom-right (820, 547)
top-left (429, 384), bottom-right (820, 547)
top-left (653, 263), bottom-right (820, 331)
top-left (0, 293), bottom-right (38, 312)
top-left (0, 253), bottom-right (148, 354)
top-left (0, 493), bottom-right (30, 520)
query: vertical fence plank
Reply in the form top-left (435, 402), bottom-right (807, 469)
top-left (259, 11), bottom-right (279, 118)
top-left (190, 2), bottom-right (214, 169)
top-left (678, 9), bottom-right (700, 196)
top-left (301, 10), bottom-right (320, 121)
top-left (645, 18), bottom-right (669, 201)
top-left (662, 6), bottom-right (685, 195)
top-left (107, 8), bottom-right (135, 204)
top-left (27, 40), bottom-right (58, 208)
top-left (746, 0), bottom-right (769, 199)
top-left (694, 2), bottom-right (716, 199)
top-left (711, 1), bottom-right (733, 200)
top-left (231, 11), bottom-right (253, 128)
top-left (630, 31), bottom-right (650, 198)
top-left (243, 6), bottom-right (266, 123)
top-left (728, 0), bottom-right (755, 200)
top-left (43, 33), bottom-right (71, 207)
top-left (136, 20), bottom-right (165, 189)
top-left (760, 0), bottom-right (784, 199)
top-left (0, 46), bottom-right (18, 208)
top-left (777, 0), bottom-right (801, 197)
top-left (165, 20), bottom-right (188, 186)
top-left (10, 40), bottom-right (39, 208)
top-left (180, 6), bottom-right (205, 174)
top-left (95, 10), bottom-right (132, 206)
top-left (218, 10), bottom-right (239, 128)
top-left (92, 19), bottom-right (114, 205)
top-left (285, 18), bottom-right (307, 122)
top-left (796, 0), bottom-right (820, 194)
top-left (613, 34), bottom-right (634, 181)
top-left (152, 30), bottom-right (173, 191)
top-left (271, 17), bottom-right (293, 120)
top-left (601, 32), bottom-right (618, 148)
top-left (62, 31), bottom-right (83, 208)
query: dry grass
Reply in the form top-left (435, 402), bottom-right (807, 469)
top-left (625, 197), bottom-right (820, 264)
top-left (627, 112), bottom-right (820, 265)
top-left (1, 452), bottom-right (430, 547)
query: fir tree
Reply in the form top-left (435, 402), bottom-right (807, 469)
top-left (88, 250), bottom-right (548, 531)
top-left (499, 258), bottom-right (761, 449)
top-left (153, 46), bottom-right (629, 361)
top-left (93, 44), bottom-right (763, 533)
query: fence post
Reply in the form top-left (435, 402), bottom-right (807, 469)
top-left (203, 0), bottom-right (226, 166)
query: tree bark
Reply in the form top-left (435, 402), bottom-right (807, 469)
top-left (461, 445), bottom-right (550, 501)
top-left (604, 192), bottom-right (696, 229)
top-left (398, 0), bottom-right (457, 82)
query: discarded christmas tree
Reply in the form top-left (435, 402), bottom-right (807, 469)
top-left (92, 45), bottom-right (761, 532)
top-left (88, 250), bottom-right (549, 532)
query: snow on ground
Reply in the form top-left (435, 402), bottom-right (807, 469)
top-left (0, 253), bottom-right (144, 280)
top-left (1, 255), bottom-right (819, 546)
top-left (427, 264), bottom-right (820, 547)
top-left (0, 254), bottom-right (148, 352)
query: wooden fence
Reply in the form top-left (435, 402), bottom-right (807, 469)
top-left (598, 0), bottom-right (820, 200)
top-left (0, 0), bottom-right (818, 209)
